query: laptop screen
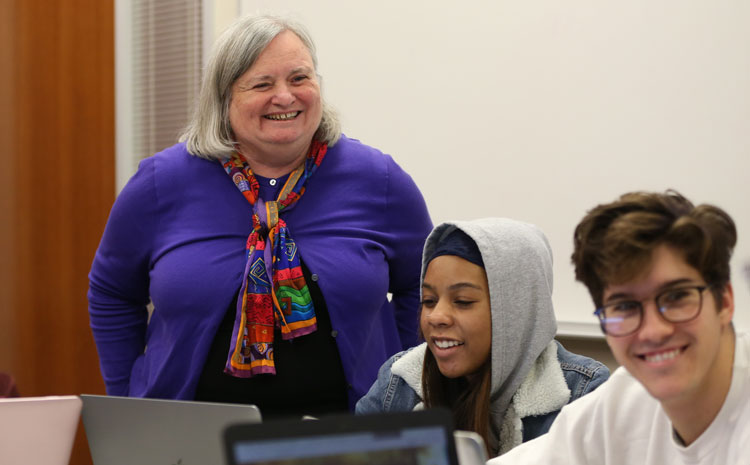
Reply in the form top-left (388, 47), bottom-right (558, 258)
top-left (225, 409), bottom-right (458, 465)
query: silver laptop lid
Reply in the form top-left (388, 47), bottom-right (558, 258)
top-left (81, 394), bottom-right (261, 465)
top-left (0, 395), bottom-right (82, 465)
top-left (454, 430), bottom-right (488, 465)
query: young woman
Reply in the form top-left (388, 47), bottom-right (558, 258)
top-left (356, 218), bottom-right (610, 457)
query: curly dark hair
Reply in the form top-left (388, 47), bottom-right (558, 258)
top-left (572, 190), bottom-right (736, 308)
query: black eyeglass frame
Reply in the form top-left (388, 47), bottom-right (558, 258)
top-left (593, 284), bottom-right (711, 337)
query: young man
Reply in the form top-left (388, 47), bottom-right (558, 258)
top-left (489, 190), bottom-right (749, 465)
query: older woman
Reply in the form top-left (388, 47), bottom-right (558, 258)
top-left (88, 15), bottom-right (432, 418)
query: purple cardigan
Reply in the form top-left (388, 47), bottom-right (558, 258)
top-left (88, 136), bottom-right (432, 408)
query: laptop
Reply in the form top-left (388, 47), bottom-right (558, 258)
top-left (81, 394), bottom-right (261, 465)
top-left (454, 430), bottom-right (489, 465)
top-left (224, 408), bottom-right (459, 465)
top-left (0, 395), bottom-right (82, 465)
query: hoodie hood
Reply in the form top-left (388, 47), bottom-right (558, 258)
top-left (421, 218), bottom-right (557, 420)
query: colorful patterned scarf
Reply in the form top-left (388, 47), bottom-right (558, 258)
top-left (221, 140), bottom-right (327, 377)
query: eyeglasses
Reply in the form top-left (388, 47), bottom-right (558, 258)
top-left (594, 285), bottom-right (709, 337)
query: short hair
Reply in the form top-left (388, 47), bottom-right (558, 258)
top-left (572, 190), bottom-right (736, 308)
top-left (179, 14), bottom-right (341, 160)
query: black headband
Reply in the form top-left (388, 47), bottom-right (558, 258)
top-left (427, 228), bottom-right (484, 269)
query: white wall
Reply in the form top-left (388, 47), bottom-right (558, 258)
top-left (228, 1), bottom-right (750, 336)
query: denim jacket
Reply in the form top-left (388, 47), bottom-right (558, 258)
top-left (356, 340), bottom-right (609, 452)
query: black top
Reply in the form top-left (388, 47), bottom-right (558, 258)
top-left (195, 260), bottom-right (349, 419)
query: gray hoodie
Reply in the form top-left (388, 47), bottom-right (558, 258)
top-left (356, 218), bottom-right (609, 456)
top-left (422, 218), bottom-right (558, 450)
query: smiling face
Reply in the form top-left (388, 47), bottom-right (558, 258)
top-left (420, 255), bottom-right (492, 380)
top-left (603, 245), bottom-right (735, 408)
top-left (228, 30), bottom-right (322, 173)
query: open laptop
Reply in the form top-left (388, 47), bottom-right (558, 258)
top-left (224, 408), bottom-right (460, 465)
top-left (454, 430), bottom-right (489, 465)
top-left (81, 394), bottom-right (261, 465)
top-left (0, 395), bottom-right (82, 465)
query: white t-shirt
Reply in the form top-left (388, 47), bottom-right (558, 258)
top-left (488, 332), bottom-right (750, 465)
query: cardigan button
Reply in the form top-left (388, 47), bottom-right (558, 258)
top-left (311, 273), bottom-right (319, 282)
top-left (331, 330), bottom-right (338, 338)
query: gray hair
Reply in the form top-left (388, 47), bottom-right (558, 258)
top-left (179, 15), bottom-right (341, 160)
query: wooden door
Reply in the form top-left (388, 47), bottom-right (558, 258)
top-left (0, 1), bottom-right (115, 463)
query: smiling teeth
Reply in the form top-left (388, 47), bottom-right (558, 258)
top-left (435, 340), bottom-right (463, 349)
top-left (644, 349), bottom-right (680, 363)
top-left (266, 112), bottom-right (299, 120)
